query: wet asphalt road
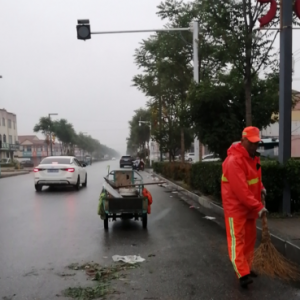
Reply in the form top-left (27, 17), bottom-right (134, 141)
top-left (0, 161), bottom-right (300, 300)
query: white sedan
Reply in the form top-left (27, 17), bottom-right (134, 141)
top-left (33, 156), bottom-right (87, 192)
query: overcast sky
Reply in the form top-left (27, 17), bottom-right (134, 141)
top-left (0, 0), bottom-right (167, 154)
top-left (1, 1), bottom-right (300, 155)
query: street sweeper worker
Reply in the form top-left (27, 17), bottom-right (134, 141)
top-left (221, 126), bottom-right (268, 288)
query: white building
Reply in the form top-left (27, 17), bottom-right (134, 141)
top-left (261, 101), bottom-right (300, 157)
top-left (0, 108), bottom-right (19, 160)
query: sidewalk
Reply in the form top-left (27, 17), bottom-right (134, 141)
top-left (147, 169), bottom-right (300, 266)
top-left (0, 170), bottom-right (31, 178)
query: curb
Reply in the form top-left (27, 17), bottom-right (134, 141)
top-left (0, 171), bottom-right (30, 179)
top-left (150, 170), bottom-right (300, 266)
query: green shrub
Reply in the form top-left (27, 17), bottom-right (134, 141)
top-left (285, 159), bottom-right (300, 212)
top-left (153, 159), bottom-right (300, 213)
top-left (0, 163), bottom-right (14, 168)
top-left (153, 162), bottom-right (191, 184)
top-left (190, 162), bottom-right (222, 199)
top-left (260, 161), bottom-right (285, 212)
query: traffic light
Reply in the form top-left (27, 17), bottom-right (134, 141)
top-left (77, 19), bottom-right (91, 40)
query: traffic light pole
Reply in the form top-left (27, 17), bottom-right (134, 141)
top-left (279, 0), bottom-right (293, 215)
top-left (76, 20), bottom-right (200, 162)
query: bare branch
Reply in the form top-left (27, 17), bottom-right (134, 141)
top-left (253, 29), bottom-right (279, 76)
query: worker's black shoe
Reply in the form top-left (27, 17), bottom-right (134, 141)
top-left (239, 275), bottom-right (253, 289)
top-left (249, 270), bottom-right (258, 278)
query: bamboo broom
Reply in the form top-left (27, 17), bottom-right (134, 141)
top-left (252, 194), bottom-right (300, 281)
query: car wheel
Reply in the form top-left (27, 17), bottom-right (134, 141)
top-left (82, 174), bottom-right (87, 187)
top-left (104, 214), bottom-right (109, 230)
top-left (142, 213), bottom-right (147, 229)
top-left (35, 184), bottom-right (42, 192)
top-left (74, 176), bottom-right (80, 191)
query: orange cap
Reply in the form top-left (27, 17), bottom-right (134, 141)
top-left (242, 126), bottom-right (261, 143)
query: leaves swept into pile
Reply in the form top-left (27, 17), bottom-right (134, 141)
top-left (63, 262), bottom-right (140, 300)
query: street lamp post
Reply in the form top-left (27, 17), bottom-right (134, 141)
top-left (0, 76), bottom-right (2, 177)
top-left (48, 113), bottom-right (58, 156)
top-left (82, 132), bottom-right (87, 161)
top-left (76, 19), bottom-right (200, 161)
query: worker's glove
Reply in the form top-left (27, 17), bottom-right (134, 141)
top-left (258, 207), bottom-right (268, 218)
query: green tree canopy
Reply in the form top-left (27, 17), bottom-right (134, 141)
top-left (188, 69), bottom-right (280, 160)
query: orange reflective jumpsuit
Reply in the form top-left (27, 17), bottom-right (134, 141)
top-left (221, 142), bottom-right (264, 278)
top-left (142, 188), bottom-right (153, 214)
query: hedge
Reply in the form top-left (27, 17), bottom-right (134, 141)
top-left (152, 160), bottom-right (300, 213)
top-left (0, 163), bottom-right (15, 168)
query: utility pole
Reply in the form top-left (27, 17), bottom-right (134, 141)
top-left (279, 0), bottom-right (293, 215)
top-left (159, 93), bottom-right (163, 162)
top-left (191, 21), bottom-right (201, 162)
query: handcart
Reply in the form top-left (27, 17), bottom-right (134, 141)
top-left (98, 169), bottom-right (164, 230)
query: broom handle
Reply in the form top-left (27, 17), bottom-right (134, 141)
top-left (261, 193), bottom-right (270, 241)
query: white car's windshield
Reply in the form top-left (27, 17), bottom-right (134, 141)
top-left (40, 157), bottom-right (71, 164)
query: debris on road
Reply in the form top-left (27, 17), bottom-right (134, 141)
top-left (112, 255), bottom-right (145, 264)
top-left (63, 262), bottom-right (140, 299)
top-left (203, 216), bottom-right (216, 220)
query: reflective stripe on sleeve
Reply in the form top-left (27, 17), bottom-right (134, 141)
top-left (221, 174), bottom-right (259, 186)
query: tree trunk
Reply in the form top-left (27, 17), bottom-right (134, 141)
top-left (245, 26), bottom-right (252, 126)
top-left (181, 128), bottom-right (185, 163)
top-left (245, 75), bottom-right (252, 126)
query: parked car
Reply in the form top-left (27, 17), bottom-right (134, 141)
top-left (119, 155), bottom-right (134, 168)
top-left (185, 153), bottom-right (195, 162)
top-left (202, 153), bottom-right (221, 162)
top-left (20, 160), bottom-right (34, 168)
top-left (33, 156), bottom-right (87, 192)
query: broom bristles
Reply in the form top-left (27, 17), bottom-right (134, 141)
top-left (252, 199), bottom-right (300, 281)
top-left (252, 239), bottom-right (300, 281)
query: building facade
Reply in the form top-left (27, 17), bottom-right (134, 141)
top-left (17, 135), bottom-right (61, 166)
top-left (0, 109), bottom-right (19, 160)
top-left (261, 99), bottom-right (300, 157)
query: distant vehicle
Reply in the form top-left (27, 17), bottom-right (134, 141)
top-left (132, 158), bottom-right (145, 171)
top-left (111, 157), bottom-right (116, 160)
top-left (21, 160), bottom-right (34, 168)
top-left (0, 158), bottom-right (11, 164)
top-left (119, 155), bottom-right (133, 168)
top-left (33, 156), bottom-right (87, 192)
top-left (202, 153), bottom-right (221, 162)
top-left (185, 153), bottom-right (195, 162)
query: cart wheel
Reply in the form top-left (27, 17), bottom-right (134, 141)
top-left (142, 213), bottom-right (147, 229)
top-left (104, 214), bottom-right (109, 230)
